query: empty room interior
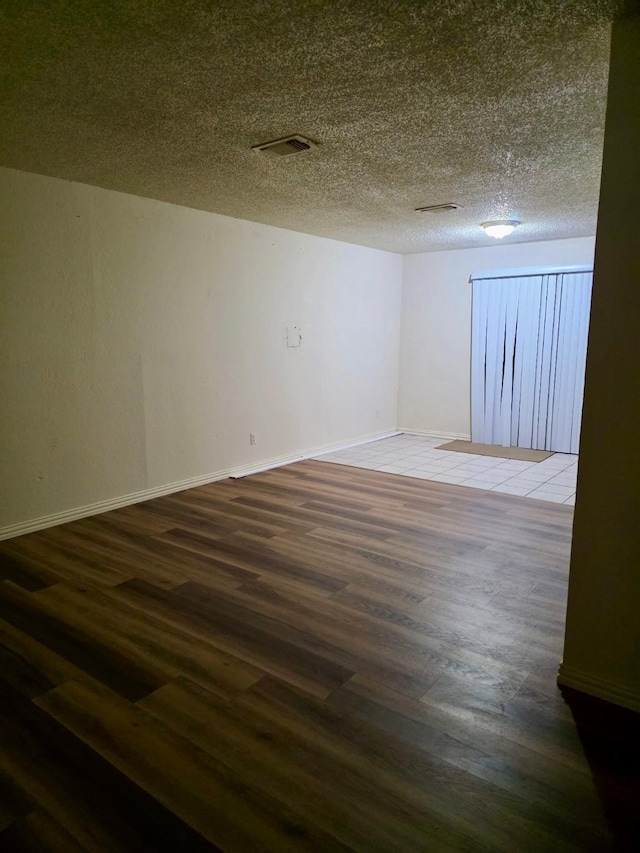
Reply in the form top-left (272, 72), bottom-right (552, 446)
top-left (1, 1), bottom-right (640, 850)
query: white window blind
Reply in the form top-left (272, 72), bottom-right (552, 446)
top-left (471, 270), bottom-right (593, 454)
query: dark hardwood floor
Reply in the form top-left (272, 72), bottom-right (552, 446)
top-left (1, 460), bottom-right (638, 851)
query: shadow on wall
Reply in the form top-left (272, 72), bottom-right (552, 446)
top-left (560, 687), bottom-right (640, 849)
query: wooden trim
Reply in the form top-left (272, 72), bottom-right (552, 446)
top-left (0, 429), bottom-right (400, 541)
top-left (557, 663), bottom-right (640, 713)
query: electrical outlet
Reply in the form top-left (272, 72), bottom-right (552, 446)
top-left (249, 433), bottom-right (256, 446)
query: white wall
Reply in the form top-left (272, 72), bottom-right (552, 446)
top-left (0, 168), bottom-right (402, 535)
top-left (398, 237), bottom-right (596, 438)
top-left (560, 16), bottom-right (640, 712)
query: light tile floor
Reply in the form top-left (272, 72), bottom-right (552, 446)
top-left (314, 434), bottom-right (577, 505)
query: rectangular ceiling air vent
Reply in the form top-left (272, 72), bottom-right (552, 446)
top-left (415, 203), bottom-right (460, 213)
top-left (252, 134), bottom-right (319, 156)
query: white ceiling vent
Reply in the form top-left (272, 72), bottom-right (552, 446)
top-left (415, 203), bottom-right (460, 213)
top-left (252, 134), bottom-right (319, 156)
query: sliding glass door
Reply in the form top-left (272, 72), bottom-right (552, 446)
top-left (471, 271), bottom-right (593, 454)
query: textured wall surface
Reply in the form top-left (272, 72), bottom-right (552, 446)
top-left (0, 168), bottom-right (402, 530)
top-left (398, 236), bottom-right (596, 437)
top-left (0, 1), bottom-right (622, 252)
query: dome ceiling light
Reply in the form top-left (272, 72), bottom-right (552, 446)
top-left (481, 220), bottom-right (520, 239)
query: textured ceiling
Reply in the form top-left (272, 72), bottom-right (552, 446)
top-left (0, 1), bottom-right (628, 253)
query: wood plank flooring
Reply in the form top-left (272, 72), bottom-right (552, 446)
top-left (1, 460), bottom-right (639, 851)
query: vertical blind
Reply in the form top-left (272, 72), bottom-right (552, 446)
top-left (471, 270), bottom-right (593, 454)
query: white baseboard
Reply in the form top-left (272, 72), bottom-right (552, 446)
top-left (0, 471), bottom-right (231, 542)
top-left (557, 663), bottom-right (640, 713)
top-left (0, 428), bottom-right (400, 541)
top-left (398, 427), bottom-right (471, 441)
top-left (230, 429), bottom-right (401, 479)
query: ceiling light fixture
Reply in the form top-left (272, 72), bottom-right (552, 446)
top-left (481, 220), bottom-right (520, 239)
